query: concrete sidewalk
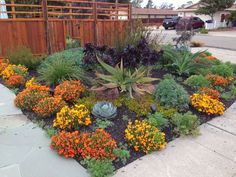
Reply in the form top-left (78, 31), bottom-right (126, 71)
top-left (0, 84), bottom-right (88, 177)
top-left (115, 102), bottom-right (236, 177)
top-left (191, 47), bottom-right (236, 63)
top-left (207, 31), bottom-right (236, 38)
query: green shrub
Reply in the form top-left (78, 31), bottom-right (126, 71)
top-left (225, 62), bottom-right (236, 74)
top-left (204, 51), bottom-right (212, 56)
top-left (7, 46), bottom-right (43, 69)
top-left (172, 112), bottom-right (200, 136)
top-left (66, 37), bottom-right (80, 49)
top-left (82, 158), bottom-right (114, 177)
top-left (38, 56), bottom-right (85, 86)
top-left (157, 104), bottom-right (177, 119)
top-left (77, 92), bottom-right (99, 111)
top-left (185, 75), bottom-right (210, 90)
top-left (221, 85), bottom-right (236, 101)
top-left (113, 148), bottom-right (130, 165)
top-left (114, 94), bottom-right (155, 117)
top-left (199, 28), bottom-right (208, 34)
top-left (45, 126), bottom-right (58, 138)
top-left (147, 112), bottom-right (169, 130)
top-left (210, 64), bottom-right (234, 77)
top-left (154, 78), bottom-right (190, 111)
top-left (44, 48), bottom-right (84, 68)
top-left (95, 119), bottom-right (114, 129)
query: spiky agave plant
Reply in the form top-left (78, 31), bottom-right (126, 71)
top-left (91, 57), bottom-right (158, 98)
top-left (165, 50), bottom-right (205, 76)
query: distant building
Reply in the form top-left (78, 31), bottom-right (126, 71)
top-left (177, 2), bottom-right (236, 28)
top-left (132, 8), bottom-right (178, 26)
top-left (132, 8), bottom-right (178, 19)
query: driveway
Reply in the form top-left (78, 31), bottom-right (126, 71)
top-left (156, 30), bottom-right (236, 51)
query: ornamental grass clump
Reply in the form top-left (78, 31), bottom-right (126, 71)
top-left (154, 78), bottom-right (190, 111)
top-left (33, 97), bottom-right (67, 118)
top-left (50, 131), bottom-right (80, 158)
top-left (78, 129), bottom-right (117, 160)
top-left (54, 80), bottom-right (85, 102)
top-left (190, 93), bottom-right (225, 115)
top-left (38, 52), bottom-right (85, 86)
top-left (5, 75), bottom-right (25, 88)
top-left (15, 85), bottom-right (50, 110)
top-left (53, 104), bottom-right (91, 130)
top-left (125, 120), bottom-right (166, 154)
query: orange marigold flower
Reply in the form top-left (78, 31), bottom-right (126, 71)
top-left (15, 85), bottom-right (50, 110)
top-left (206, 56), bottom-right (217, 61)
top-left (51, 131), bottom-right (80, 158)
top-left (125, 120), bottom-right (166, 154)
top-left (33, 96), bottom-right (67, 118)
top-left (190, 93), bottom-right (225, 115)
top-left (205, 74), bottom-right (229, 87)
top-left (199, 87), bottom-right (220, 100)
top-left (5, 75), bottom-right (25, 88)
top-left (78, 129), bottom-right (117, 160)
top-left (54, 80), bottom-right (85, 102)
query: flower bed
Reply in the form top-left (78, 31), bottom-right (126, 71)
top-left (1, 41), bottom-right (236, 177)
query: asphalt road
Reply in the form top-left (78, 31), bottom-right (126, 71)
top-left (155, 30), bottom-right (236, 51)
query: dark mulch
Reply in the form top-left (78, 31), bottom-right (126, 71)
top-left (1, 68), bottom-right (236, 170)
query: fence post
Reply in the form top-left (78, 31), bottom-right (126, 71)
top-left (128, 3), bottom-right (132, 20)
top-left (42, 0), bottom-right (52, 54)
top-left (11, 0), bottom-right (16, 19)
top-left (93, 0), bottom-right (98, 45)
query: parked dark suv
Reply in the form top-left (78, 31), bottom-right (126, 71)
top-left (176, 17), bottom-right (205, 30)
top-left (162, 16), bottom-right (181, 30)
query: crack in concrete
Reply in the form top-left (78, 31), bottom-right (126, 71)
top-left (0, 163), bottom-right (20, 169)
top-left (206, 123), bottom-right (236, 137)
top-left (191, 138), bottom-right (236, 164)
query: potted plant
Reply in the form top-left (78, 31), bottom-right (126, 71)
top-left (228, 11), bottom-right (236, 27)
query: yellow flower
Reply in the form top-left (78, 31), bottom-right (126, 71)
top-left (53, 104), bottom-right (92, 130)
top-left (26, 77), bottom-right (37, 88)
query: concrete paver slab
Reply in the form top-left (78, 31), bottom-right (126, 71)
top-left (193, 124), bottom-right (236, 162)
top-left (0, 85), bottom-right (22, 116)
top-left (0, 145), bottom-right (32, 168)
top-left (0, 115), bottom-right (29, 129)
top-left (20, 148), bottom-right (88, 177)
top-left (0, 122), bottom-right (50, 147)
top-left (0, 101), bottom-right (22, 116)
top-left (0, 164), bottom-right (22, 177)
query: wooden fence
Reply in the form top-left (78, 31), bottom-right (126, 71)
top-left (0, 0), bottom-right (131, 57)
